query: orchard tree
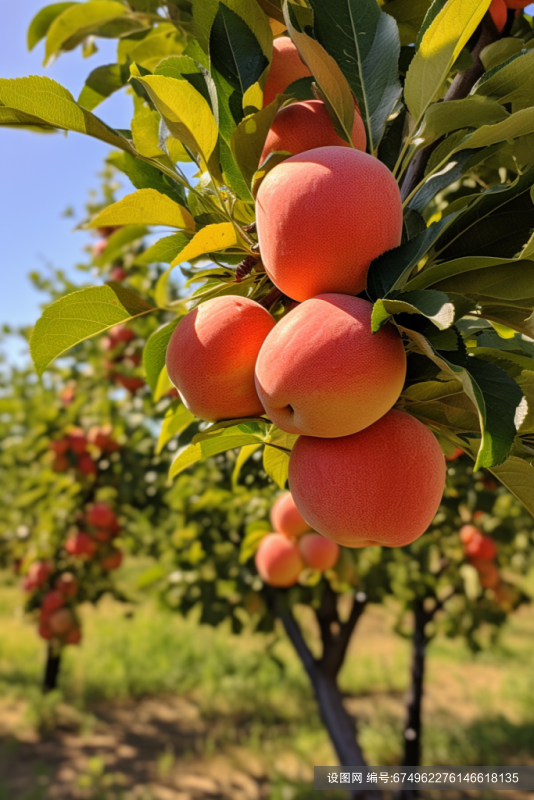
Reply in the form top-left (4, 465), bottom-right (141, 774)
top-left (3, 0), bottom-right (534, 790)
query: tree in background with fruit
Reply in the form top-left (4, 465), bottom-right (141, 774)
top-left (3, 0), bottom-right (534, 789)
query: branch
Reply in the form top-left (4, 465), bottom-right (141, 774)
top-left (400, 12), bottom-right (502, 202)
top-left (320, 588), bottom-right (367, 678)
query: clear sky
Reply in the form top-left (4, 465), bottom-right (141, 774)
top-left (0, 1), bottom-right (134, 337)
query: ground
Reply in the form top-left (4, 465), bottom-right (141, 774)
top-left (1, 565), bottom-right (534, 799)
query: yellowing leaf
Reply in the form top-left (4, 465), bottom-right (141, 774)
top-left (170, 223), bottom-right (243, 266)
top-left (405, 0), bottom-right (491, 121)
top-left (130, 70), bottom-right (218, 164)
top-left (88, 189), bottom-right (195, 231)
top-left (45, 1), bottom-right (127, 64)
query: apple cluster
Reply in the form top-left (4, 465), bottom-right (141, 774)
top-left (50, 424), bottom-right (119, 477)
top-left (101, 323), bottom-right (145, 394)
top-left (166, 37), bottom-right (446, 551)
top-left (22, 502), bottom-right (123, 646)
top-left (255, 492), bottom-right (340, 588)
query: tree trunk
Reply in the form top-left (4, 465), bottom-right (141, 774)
top-left (403, 602), bottom-right (428, 768)
top-left (43, 645), bottom-right (61, 693)
top-left (275, 589), bottom-right (378, 800)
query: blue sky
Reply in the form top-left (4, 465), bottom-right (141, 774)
top-left (0, 1), bottom-right (133, 337)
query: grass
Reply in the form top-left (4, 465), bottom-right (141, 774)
top-left (1, 565), bottom-right (534, 798)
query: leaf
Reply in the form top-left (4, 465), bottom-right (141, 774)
top-left (406, 255), bottom-right (525, 291)
top-left (433, 167), bottom-right (534, 262)
top-left (371, 290), bottom-right (456, 332)
top-left (309, 0), bottom-right (401, 152)
top-left (209, 2), bottom-right (270, 107)
top-left (157, 401), bottom-right (196, 454)
top-left (169, 429), bottom-right (263, 478)
top-left (419, 96), bottom-right (508, 147)
top-left (88, 189), bottom-right (195, 231)
top-left (230, 97), bottom-right (285, 187)
top-left (78, 63), bottom-right (126, 111)
top-left (45, 1), bottom-right (128, 63)
top-left (404, 0), bottom-right (491, 121)
top-left (135, 233), bottom-right (192, 266)
top-left (456, 107), bottom-right (534, 153)
top-left (263, 445), bottom-right (289, 489)
top-left (30, 285), bottom-right (155, 376)
top-left (27, 2), bottom-right (77, 50)
top-left (107, 151), bottom-right (186, 204)
top-left (366, 217), bottom-right (453, 300)
top-left (154, 223), bottom-right (245, 307)
top-left (475, 47), bottom-right (534, 113)
top-left (0, 107), bottom-right (57, 132)
top-left (239, 526), bottom-right (269, 564)
top-left (400, 326), bottom-right (522, 469)
top-left (490, 456), bottom-right (534, 519)
top-left (171, 222), bottom-right (244, 267)
top-left (0, 76), bottom-right (135, 154)
top-left (232, 443), bottom-right (261, 488)
top-left (284, 2), bottom-right (355, 146)
top-left (431, 261), bottom-right (534, 305)
top-left (93, 225), bottom-right (147, 266)
top-left (383, 0), bottom-right (433, 46)
top-left (143, 318), bottom-right (182, 394)
top-left (131, 71), bottom-right (219, 164)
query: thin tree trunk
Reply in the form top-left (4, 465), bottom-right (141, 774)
top-left (402, 602), bottom-right (429, 768)
top-left (43, 645), bottom-right (61, 693)
top-left (275, 589), bottom-right (377, 800)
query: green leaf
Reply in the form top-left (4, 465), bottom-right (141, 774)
top-left (169, 429), bottom-right (263, 478)
top-left (419, 96), bottom-right (508, 147)
top-left (239, 525), bottom-right (269, 564)
top-left (490, 456), bottom-right (534, 518)
top-left (93, 225), bottom-right (147, 266)
top-left (406, 256), bottom-right (526, 291)
top-left (88, 189), bottom-right (195, 231)
top-left (431, 261), bottom-right (534, 305)
top-left (366, 217), bottom-right (453, 300)
top-left (263, 445), bottom-right (289, 489)
top-left (383, 0), bottom-right (433, 46)
top-left (456, 107), bottom-right (534, 152)
top-left (371, 290), bottom-right (456, 332)
top-left (45, 0), bottom-right (128, 63)
top-left (143, 318), bottom-right (182, 394)
top-left (107, 151), bottom-right (186, 204)
top-left (157, 401), bottom-right (196, 454)
top-left (309, 0), bottom-right (401, 152)
top-left (284, 2), bottom-right (356, 146)
top-left (135, 233), bottom-right (192, 266)
top-left (0, 76), bottom-right (135, 154)
top-left (230, 97), bottom-right (285, 187)
top-left (232, 443), bottom-right (261, 488)
top-left (27, 2), bottom-right (77, 50)
top-left (30, 285), bottom-right (154, 376)
top-left (405, 0), bottom-right (491, 122)
top-left (433, 167), bottom-right (534, 262)
top-left (209, 2), bottom-right (270, 106)
top-left (400, 326), bottom-right (522, 470)
top-left (475, 47), bottom-right (534, 113)
top-left (78, 63), bottom-right (126, 111)
top-left (131, 71), bottom-right (219, 165)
